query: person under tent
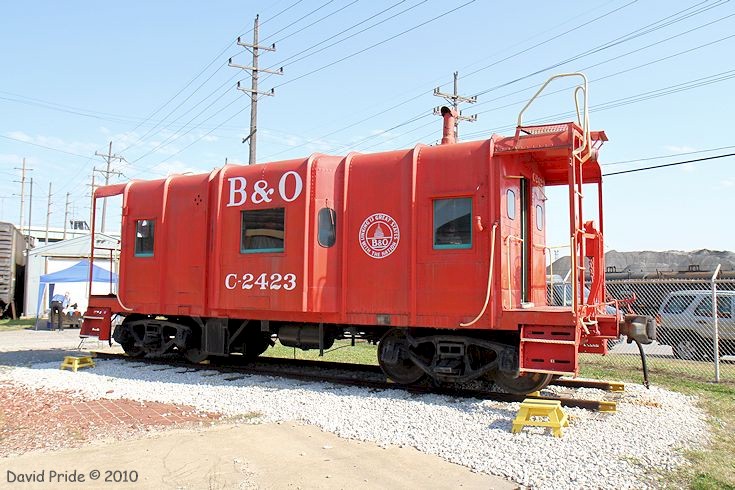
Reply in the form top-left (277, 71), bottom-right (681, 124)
top-left (49, 291), bottom-right (71, 331)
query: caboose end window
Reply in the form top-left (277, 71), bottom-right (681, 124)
top-left (433, 198), bottom-right (472, 249)
top-left (241, 208), bottom-right (285, 253)
top-left (134, 220), bottom-right (155, 257)
top-left (318, 207), bottom-right (336, 248)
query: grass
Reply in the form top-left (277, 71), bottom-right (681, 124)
top-left (0, 318), bottom-right (37, 331)
top-left (265, 341), bottom-right (734, 488)
top-left (262, 339), bottom-right (379, 365)
top-left (580, 355), bottom-right (735, 489)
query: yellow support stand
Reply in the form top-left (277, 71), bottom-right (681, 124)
top-left (60, 356), bottom-right (95, 372)
top-left (511, 399), bottom-right (569, 437)
top-left (598, 401), bottom-right (617, 413)
top-left (608, 382), bottom-right (625, 392)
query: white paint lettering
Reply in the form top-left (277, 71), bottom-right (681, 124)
top-left (227, 177), bottom-right (248, 207)
top-left (278, 171), bottom-right (303, 202)
top-left (225, 273), bottom-right (238, 289)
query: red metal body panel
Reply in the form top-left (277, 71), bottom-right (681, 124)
top-left (80, 305), bottom-right (112, 341)
top-left (87, 119), bottom-right (616, 377)
top-left (106, 124), bottom-right (597, 330)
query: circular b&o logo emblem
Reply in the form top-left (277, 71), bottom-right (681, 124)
top-left (359, 213), bottom-right (400, 259)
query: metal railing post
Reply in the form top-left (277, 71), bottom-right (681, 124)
top-left (711, 264), bottom-right (721, 383)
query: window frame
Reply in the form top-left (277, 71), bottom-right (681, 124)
top-left (535, 204), bottom-right (544, 231)
top-left (507, 189), bottom-right (516, 220)
top-left (240, 207), bottom-right (286, 254)
top-left (694, 295), bottom-right (733, 318)
top-left (432, 197), bottom-right (473, 250)
top-left (662, 295), bottom-right (695, 314)
top-left (134, 219), bottom-right (155, 257)
top-left (317, 207), bottom-right (337, 248)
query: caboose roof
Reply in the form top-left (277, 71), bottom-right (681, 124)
top-left (494, 123), bottom-right (607, 186)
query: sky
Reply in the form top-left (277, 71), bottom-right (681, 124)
top-left (1, 0), bottom-right (733, 253)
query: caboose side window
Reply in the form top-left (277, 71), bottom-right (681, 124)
top-left (507, 190), bottom-right (516, 219)
top-left (134, 220), bottom-right (155, 257)
top-left (241, 208), bottom-right (285, 253)
top-left (318, 207), bottom-right (336, 248)
top-left (536, 204), bottom-right (544, 230)
top-left (433, 198), bottom-right (472, 249)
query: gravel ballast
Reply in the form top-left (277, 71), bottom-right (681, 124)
top-left (0, 356), bottom-right (708, 490)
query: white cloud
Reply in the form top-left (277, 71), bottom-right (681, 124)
top-left (719, 179), bottom-right (734, 188)
top-left (0, 153), bottom-right (25, 166)
top-left (6, 130), bottom-right (32, 142)
top-left (154, 160), bottom-right (200, 177)
top-left (260, 129), bottom-right (335, 155)
top-left (4, 130), bottom-right (98, 156)
top-left (663, 145), bottom-right (697, 154)
top-left (369, 129), bottom-right (395, 139)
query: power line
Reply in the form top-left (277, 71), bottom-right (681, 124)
top-left (260, 0), bottom-right (336, 44)
top-left (270, 0), bottom-right (360, 45)
top-left (128, 86), bottom-right (239, 164)
top-left (464, 30), bottom-right (735, 123)
top-left (258, 0), bottom-right (637, 160)
top-left (603, 152), bottom-right (735, 176)
top-left (267, 0), bottom-right (714, 156)
top-left (471, 0), bottom-right (728, 98)
top-left (118, 2), bottom-right (328, 157)
top-left (273, 0), bottom-right (477, 89)
top-left (118, 0), bottom-right (306, 152)
top-left (460, 67), bottom-right (735, 140)
top-left (265, 0), bottom-right (416, 70)
top-left (351, 62), bottom-right (735, 153)
top-left (604, 145), bottom-right (735, 166)
top-left (147, 105), bottom-right (251, 174)
top-left (0, 134), bottom-right (91, 159)
top-left (461, 0), bottom-right (637, 80)
top-left (121, 0), bottom-right (461, 163)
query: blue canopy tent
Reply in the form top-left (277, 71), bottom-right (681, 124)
top-left (35, 259), bottom-right (118, 329)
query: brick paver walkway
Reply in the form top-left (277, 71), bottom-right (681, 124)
top-left (0, 381), bottom-right (220, 457)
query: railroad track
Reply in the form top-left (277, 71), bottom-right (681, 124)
top-left (90, 352), bottom-right (620, 412)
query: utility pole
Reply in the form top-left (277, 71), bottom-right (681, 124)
top-left (28, 177), bottom-right (33, 236)
top-left (94, 141), bottom-right (125, 233)
top-left (14, 157), bottom-right (32, 235)
top-left (229, 14), bottom-right (283, 165)
top-left (63, 192), bottom-right (70, 240)
top-left (89, 168), bottom-right (96, 234)
top-left (433, 71), bottom-right (478, 141)
top-left (45, 182), bottom-right (52, 244)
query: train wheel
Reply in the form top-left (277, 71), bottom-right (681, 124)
top-left (183, 348), bottom-right (209, 363)
top-left (120, 341), bottom-right (145, 358)
top-left (377, 329), bottom-right (426, 385)
top-left (493, 371), bottom-right (554, 395)
top-left (243, 333), bottom-right (271, 361)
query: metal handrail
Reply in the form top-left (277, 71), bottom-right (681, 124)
top-left (459, 223), bottom-right (499, 327)
top-left (516, 72), bottom-right (590, 157)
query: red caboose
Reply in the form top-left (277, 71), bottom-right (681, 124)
top-left (83, 74), bottom-right (654, 394)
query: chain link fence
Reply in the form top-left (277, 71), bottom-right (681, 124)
top-left (551, 277), bottom-right (735, 385)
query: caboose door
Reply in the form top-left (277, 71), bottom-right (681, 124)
top-left (502, 160), bottom-right (546, 309)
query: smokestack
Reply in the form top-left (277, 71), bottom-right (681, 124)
top-left (440, 106), bottom-right (457, 145)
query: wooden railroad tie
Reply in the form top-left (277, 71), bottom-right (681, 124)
top-left (60, 356), bottom-right (95, 372)
top-left (511, 399), bottom-right (569, 437)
